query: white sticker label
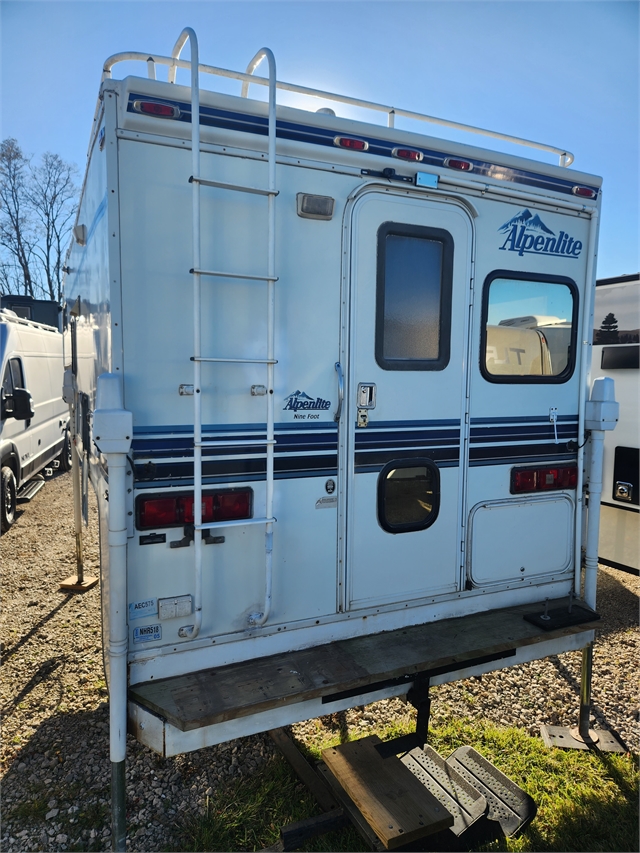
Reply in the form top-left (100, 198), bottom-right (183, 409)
top-left (315, 496), bottom-right (338, 509)
top-left (133, 624), bottom-right (162, 643)
top-left (129, 598), bottom-right (158, 620)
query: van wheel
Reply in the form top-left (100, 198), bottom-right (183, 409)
top-left (60, 426), bottom-right (73, 473)
top-left (1, 466), bottom-right (17, 533)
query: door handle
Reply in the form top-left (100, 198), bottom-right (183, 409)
top-left (334, 362), bottom-right (343, 423)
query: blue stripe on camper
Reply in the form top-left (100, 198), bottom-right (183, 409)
top-left (130, 417), bottom-right (578, 484)
top-left (126, 94), bottom-right (599, 199)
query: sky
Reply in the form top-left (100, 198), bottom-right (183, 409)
top-left (0, 0), bottom-right (638, 280)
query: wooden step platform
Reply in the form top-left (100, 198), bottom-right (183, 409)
top-left (129, 597), bottom-right (598, 733)
top-left (322, 735), bottom-right (453, 849)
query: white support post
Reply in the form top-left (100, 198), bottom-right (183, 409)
top-left (93, 373), bottom-right (133, 852)
top-left (577, 376), bottom-right (618, 742)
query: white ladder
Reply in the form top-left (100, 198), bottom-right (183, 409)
top-left (171, 30), bottom-right (278, 636)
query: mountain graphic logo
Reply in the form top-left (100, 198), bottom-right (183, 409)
top-left (499, 209), bottom-right (555, 235)
top-left (498, 208), bottom-right (582, 259)
top-left (283, 389), bottom-right (332, 412)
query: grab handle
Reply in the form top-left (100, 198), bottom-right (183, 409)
top-left (334, 362), bottom-right (343, 423)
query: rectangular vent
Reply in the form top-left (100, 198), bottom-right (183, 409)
top-left (297, 193), bottom-right (335, 220)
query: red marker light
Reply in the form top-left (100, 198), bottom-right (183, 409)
top-left (444, 157), bottom-right (473, 171)
top-left (572, 186), bottom-right (597, 199)
top-left (334, 136), bottom-right (369, 151)
top-left (392, 148), bottom-right (423, 162)
top-left (137, 488), bottom-right (253, 529)
top-left (510, 465), bottom-right (578, 494)
top-left (133, 100), bottom-right (180, 119)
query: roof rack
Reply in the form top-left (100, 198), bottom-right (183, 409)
top-left (102, 47), bottom-right (573, 168)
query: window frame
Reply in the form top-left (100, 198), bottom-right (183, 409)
top-left (375, 222), bottom-right (454, 371)
top-left (480, 269), bottom-right (579, 384)
top-left (376, 457), bottom-right (441, 534)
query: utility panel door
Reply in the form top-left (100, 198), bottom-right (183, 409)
top-left (345, 192), bottom-right (472, 609)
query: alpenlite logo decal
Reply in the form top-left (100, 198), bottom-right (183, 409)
top-left (284, 389), bottom-right (331, 420)
top-left (499, 209), bottom-right (582, 259)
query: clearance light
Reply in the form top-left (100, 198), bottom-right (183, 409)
top-left (392, 147), bottom-right (423, 162)
top-left (444, 157), bottom-right (473, 172)
top-left (334, 136), bottom-right (369, 151)
top-left (132, 100), bottom-right (180, 119)
top-left (572, 186), bottom-right (597, 199)
top-left (137, 488), bottom-right (253, 529)
top-left (511, 465), bottom-right (578, 495)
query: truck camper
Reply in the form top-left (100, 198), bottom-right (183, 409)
top-left (1, 310), bottom-right (70, 531)
top-left (63, 28), bottom-right (618, 847)
top-left (591, 273), bottom-right (639, 572)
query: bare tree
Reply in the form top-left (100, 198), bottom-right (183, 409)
top-left (0, 138), bottom-right (78, 301)
top-left (0, 139), bottom-right (37, 296)
top-left (28, 152), bottom-right (78, 301)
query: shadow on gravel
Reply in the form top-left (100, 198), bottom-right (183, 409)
top-left (2, 655), bottom-right (69, 718)
top-left (1, 594), bottom-right (75, 664)
top-left (3, 704), bottom-right (112, 850)
top-left (595, 568), bottom-right (639, 636)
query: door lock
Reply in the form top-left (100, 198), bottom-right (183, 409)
top-left (357, 383), bottom-right (376, 428)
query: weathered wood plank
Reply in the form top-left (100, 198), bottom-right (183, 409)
top-left (279, 810), bottom-right (348, 850)
top-left (322, 735), bottom-right (453, 849)
top-left (269, 728), bottom-right (339, 813)
top-left (129, 598), bottom-right (598, 732)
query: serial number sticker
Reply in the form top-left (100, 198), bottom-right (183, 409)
top-left (315, 496), bottom-right (338, 509)
top-left (133, 624), bottom-right (162, 643)
top-left (129, 598), bottom-right (157, 620)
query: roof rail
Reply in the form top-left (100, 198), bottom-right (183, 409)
top-left (0, 308), bottom-right (59, 332)
top-left (102, 48), bottom-right (573, 167)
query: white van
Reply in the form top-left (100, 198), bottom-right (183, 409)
top-left (0, 309), bottom-right (71, 531)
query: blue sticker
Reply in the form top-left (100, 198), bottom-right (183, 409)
top-left (133, 624), bottom-right (162, 643)
top-left (416, 172), bottom-right (438, 188)
top-left (129, 598), bottom-right (158, 620)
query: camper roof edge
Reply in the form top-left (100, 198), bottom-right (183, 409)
top-left (106, 75), bottom-right (602, 198)
top-left (101, 48), bottom-right (574, 168)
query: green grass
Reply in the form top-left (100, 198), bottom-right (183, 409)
top-left (179, 718), bottom-right (639, 853)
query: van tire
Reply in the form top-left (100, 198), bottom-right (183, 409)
top-left (1, 466), bottom-right (17, 533)
top-left (60, 426), bottom-right (73, 473)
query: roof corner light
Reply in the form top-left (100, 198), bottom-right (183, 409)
top-left (392, 147), bottom-right (423, 162)
top-left (132, 100), bottom-right (180, 119)
top-left (316, 107), bottom-right (336, 116)
top-left (572, 186), bottom-right (597, 199)
top-left (445, 157), bottom-right (473, 172)
top-left (334, 136), bottom-right (369, 151)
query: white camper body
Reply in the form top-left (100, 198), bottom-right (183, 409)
top-left (64, 34), bottom-right (607, 768)
top-left (1, 310), bottom-right (70, 531)
top-left (591, 274), bottom-right (639, 572)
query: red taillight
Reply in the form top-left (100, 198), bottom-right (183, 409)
top-left (392, 147), bottom-right (423, 162)
top-left (511, 465), bottom-right (578, 494)
top-left (139, 497), bottom-right (180, 528)
top-left (137, 489), bottom-right (252, 529)
top-left (444, 157), bottom-right (473, 172)
top-left (133, 100), bottom-right (180, 119)
top-left (572, 186), bottom-right (597, 199)
top-left (334, 136), bottom-right (369, 151)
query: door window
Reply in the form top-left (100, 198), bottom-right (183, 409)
top-left (481, 271), bottom-right (577, 382)
top-left (375, 223), bottom-right (453, 370)
top-left (377, 459), bottom-right (440, 533)
top-left (1, 358), bottom-right (24, 418)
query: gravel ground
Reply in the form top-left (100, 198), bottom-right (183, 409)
top-left (1, 471), bottom-right (638, 852)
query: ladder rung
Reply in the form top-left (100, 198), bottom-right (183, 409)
top-left (196, 517), bottom-right (276, 531)
top-left (191, 357), bottom-right (278, 364)
top-left (190, 176), bottom-right (278, 197)
top-left (196, 439), bottom-right (276, 448)
top-left (190, 268), bottom-right (278, 282)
